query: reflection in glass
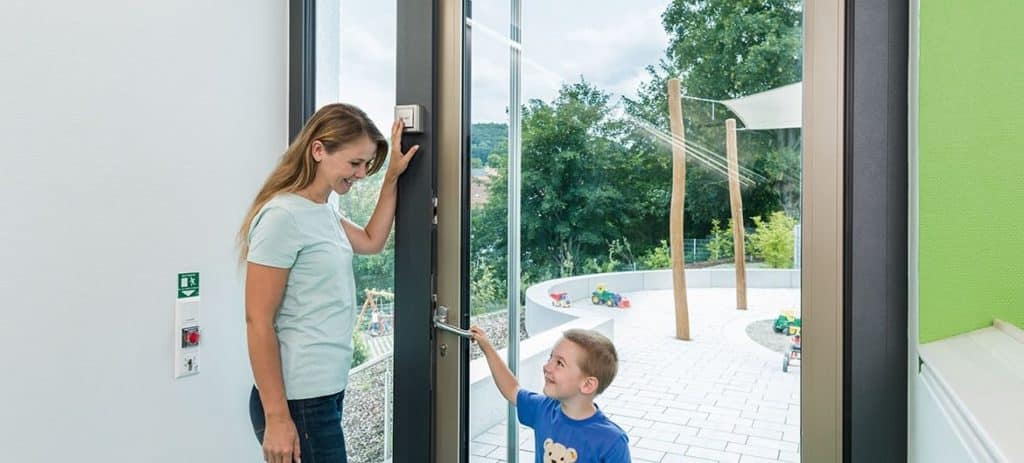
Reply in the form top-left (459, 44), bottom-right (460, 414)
top-left (469, 0), bottom-right (804, 461)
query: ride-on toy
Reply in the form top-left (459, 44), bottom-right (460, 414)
top-left (591, 283), bottom-right (630, 308)
top-left (783, 328), bottom-right (801, 372)
top-left (773, 310), bottom-right (801, 335)
top-left (549, 292), bottom-right (571, 308)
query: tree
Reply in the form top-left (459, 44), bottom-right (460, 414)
top-left (472, 79), bottom-right (675, 287)
top-left (623, 0), bottom-right (803, 235)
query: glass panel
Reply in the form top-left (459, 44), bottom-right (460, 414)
top-left (470, 0), bottom-right (804, 461)
top-left (317, 1), bottom-right (397, 462)
top-left (467, 1), bottom-right (515, 462)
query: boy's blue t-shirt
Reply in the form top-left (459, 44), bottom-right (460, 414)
top-left (517, 389), bottom-right (631, 463)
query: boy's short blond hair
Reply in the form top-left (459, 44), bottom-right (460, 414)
top-left (562, 329), bottom-right (618, 395)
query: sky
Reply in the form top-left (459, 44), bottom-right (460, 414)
top-left (327, 0), bottom-right (672, 127)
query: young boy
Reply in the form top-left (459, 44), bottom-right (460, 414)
top-left (470, 325), bottom-right (631, 463)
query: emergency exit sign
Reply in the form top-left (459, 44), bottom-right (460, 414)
top-left (178, 272), bottom-right (199, 298)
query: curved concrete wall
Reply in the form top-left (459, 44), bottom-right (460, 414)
top-left (526, 268), bottom-right (800, 335)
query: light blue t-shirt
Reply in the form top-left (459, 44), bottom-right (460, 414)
top-left (517, 389), bottom-right (631, 463)
top-left (248, 193), bottom-right (356, 400)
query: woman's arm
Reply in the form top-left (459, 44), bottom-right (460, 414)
top-left (245, 262), bottom-right (301, 463)
top-left (340, 178), bottom-right (397, 255)
top-left (341, 120), bottom-right (418, 255)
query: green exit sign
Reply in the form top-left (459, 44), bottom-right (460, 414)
top-left (178, 272), bottom-right (199, 298)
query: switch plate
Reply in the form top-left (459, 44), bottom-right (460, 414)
top-left (183, 352), bottom-right (199, 375)
top-left (175, 296), bottom-right (201, 378)
top-left (394, 104), bottom-right (423, 133)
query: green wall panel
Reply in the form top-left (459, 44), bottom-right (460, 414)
top-left (918, 0), bottom-right (1024, 343)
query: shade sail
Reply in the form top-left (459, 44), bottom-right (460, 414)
top-left (719, 82), bottom-right (802, 130)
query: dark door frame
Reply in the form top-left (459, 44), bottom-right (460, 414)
top-left (843, 0), bottom-right (909, 461)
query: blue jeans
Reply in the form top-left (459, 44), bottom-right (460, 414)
top-left (249, 386), bottom-right (348, 463)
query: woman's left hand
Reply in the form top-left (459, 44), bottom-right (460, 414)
top-left (385, 119), bottom-right (420, 183)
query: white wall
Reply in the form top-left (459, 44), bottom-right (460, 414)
top-left (0, 1), bottom-right (285, 460)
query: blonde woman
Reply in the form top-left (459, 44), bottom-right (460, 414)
top-left (238, 103), bottom-right (418, 463)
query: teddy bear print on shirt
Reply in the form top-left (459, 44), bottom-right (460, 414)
top-left (543, 438), bottom-right (578, 463)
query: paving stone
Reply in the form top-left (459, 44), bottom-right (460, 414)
top-left (469, 288), bottom-right (801, 462)
top-left (686, 447), bottom-right (741, 463)
top-left (725, 442), bottom-right (779, 460)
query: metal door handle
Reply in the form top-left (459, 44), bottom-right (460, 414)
top-left (433, 306), bottom-right (473, 338)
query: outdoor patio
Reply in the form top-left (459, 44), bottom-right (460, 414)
top-left (470, 287), bottom-right (802, 463)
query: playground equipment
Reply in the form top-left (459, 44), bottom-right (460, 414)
top-left (357, 288), bottom-right (394, 336)
top-left (591, 283), bottom-right (630, 308)
top-left (549, 292), bottom-right (571, 308)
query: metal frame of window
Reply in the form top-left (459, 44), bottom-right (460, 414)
top-left (843, 0), bottom-right (909, 461)
top-left (288, 0), bottom-right (315, 141)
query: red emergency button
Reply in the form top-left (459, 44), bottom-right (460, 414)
top-left (182, 326), bottom-right (201, 347)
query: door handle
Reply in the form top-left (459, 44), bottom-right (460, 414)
top-left (433, 305), bottom-right (473, 338)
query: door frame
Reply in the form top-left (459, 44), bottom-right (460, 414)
top-left (286, 0), bottom-right (854, 461)
top-left (802, 0), bottom-right (845, 460)
top-left (393, 0), bottom-right (442, 462)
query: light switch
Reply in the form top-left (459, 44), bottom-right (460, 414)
top-left (394, 104), bottom-right (423, 133)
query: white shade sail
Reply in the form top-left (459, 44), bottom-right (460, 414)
top-left (719, 82), bottom-right (802, 130)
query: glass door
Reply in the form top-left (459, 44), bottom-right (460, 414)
top-left (432, 0), bottom-right (845, 461)
top-left (434, 0), bottom-right (846, 462)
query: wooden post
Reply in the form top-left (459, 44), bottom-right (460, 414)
top-left (726, 119), bottom-right (748, 310)
top-left (667, 79), bottom-right (691, 340)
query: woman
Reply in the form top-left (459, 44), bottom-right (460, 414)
top-left (238, 103), bottom-right (418, 463)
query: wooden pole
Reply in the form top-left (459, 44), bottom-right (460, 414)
top-left (667, 79), bottom-right (691, 340)
top-left (725, 119), bottom-right (748, 310)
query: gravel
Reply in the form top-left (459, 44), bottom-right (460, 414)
top-left (341, 307), bottom-right (527, 462)
top-left (745, 318), bottom-right (795, 353)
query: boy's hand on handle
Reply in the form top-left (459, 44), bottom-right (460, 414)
top-left (385, 120), bottom-right (420, 183)
top-left (263, 415), bottom-right (301, 463)
top-left (469, 325), bottom-right (492, 351)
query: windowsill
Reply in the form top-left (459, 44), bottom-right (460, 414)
top-left (918, 319), bottom-right (1024, 462)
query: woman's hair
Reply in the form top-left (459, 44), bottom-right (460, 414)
top-left (237, 103), bottom-right (388, 262)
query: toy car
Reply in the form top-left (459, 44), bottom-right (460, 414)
top-left (590, 283), bottom-right (630, 308)
top-left (549, 292), bottom-right (571, 308)
top-left (773, 310), bottom-right (801, 335)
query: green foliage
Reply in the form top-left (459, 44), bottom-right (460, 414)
top-left (472, 79), bottom-right (676, 286)
top-left (351, 331), bottom-right (369, 367)
top-left (748, 211), bottom-right (798, 268)
top-left (706, 218), bottom-right (734, 261)
top-left (623, 0), bottom-right (803, 236)
top-left (639, 240), bottom-right (672, 269)
top-left (470, 262), bottom-right (503, 316)
top-left (471, 123), bottom-right (507, 166)
top-left (340, 2), bottom-right (806, 315)
top-left (661, 0), bottom-right (803, 100)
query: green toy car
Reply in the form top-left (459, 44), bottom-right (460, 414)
top-left (773, 310), bottom-right (801, 335)
top-left (590, 283), bottom-right (631, 308)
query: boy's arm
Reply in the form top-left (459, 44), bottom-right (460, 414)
top-left (469, 325), bottom-right (519, 405)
